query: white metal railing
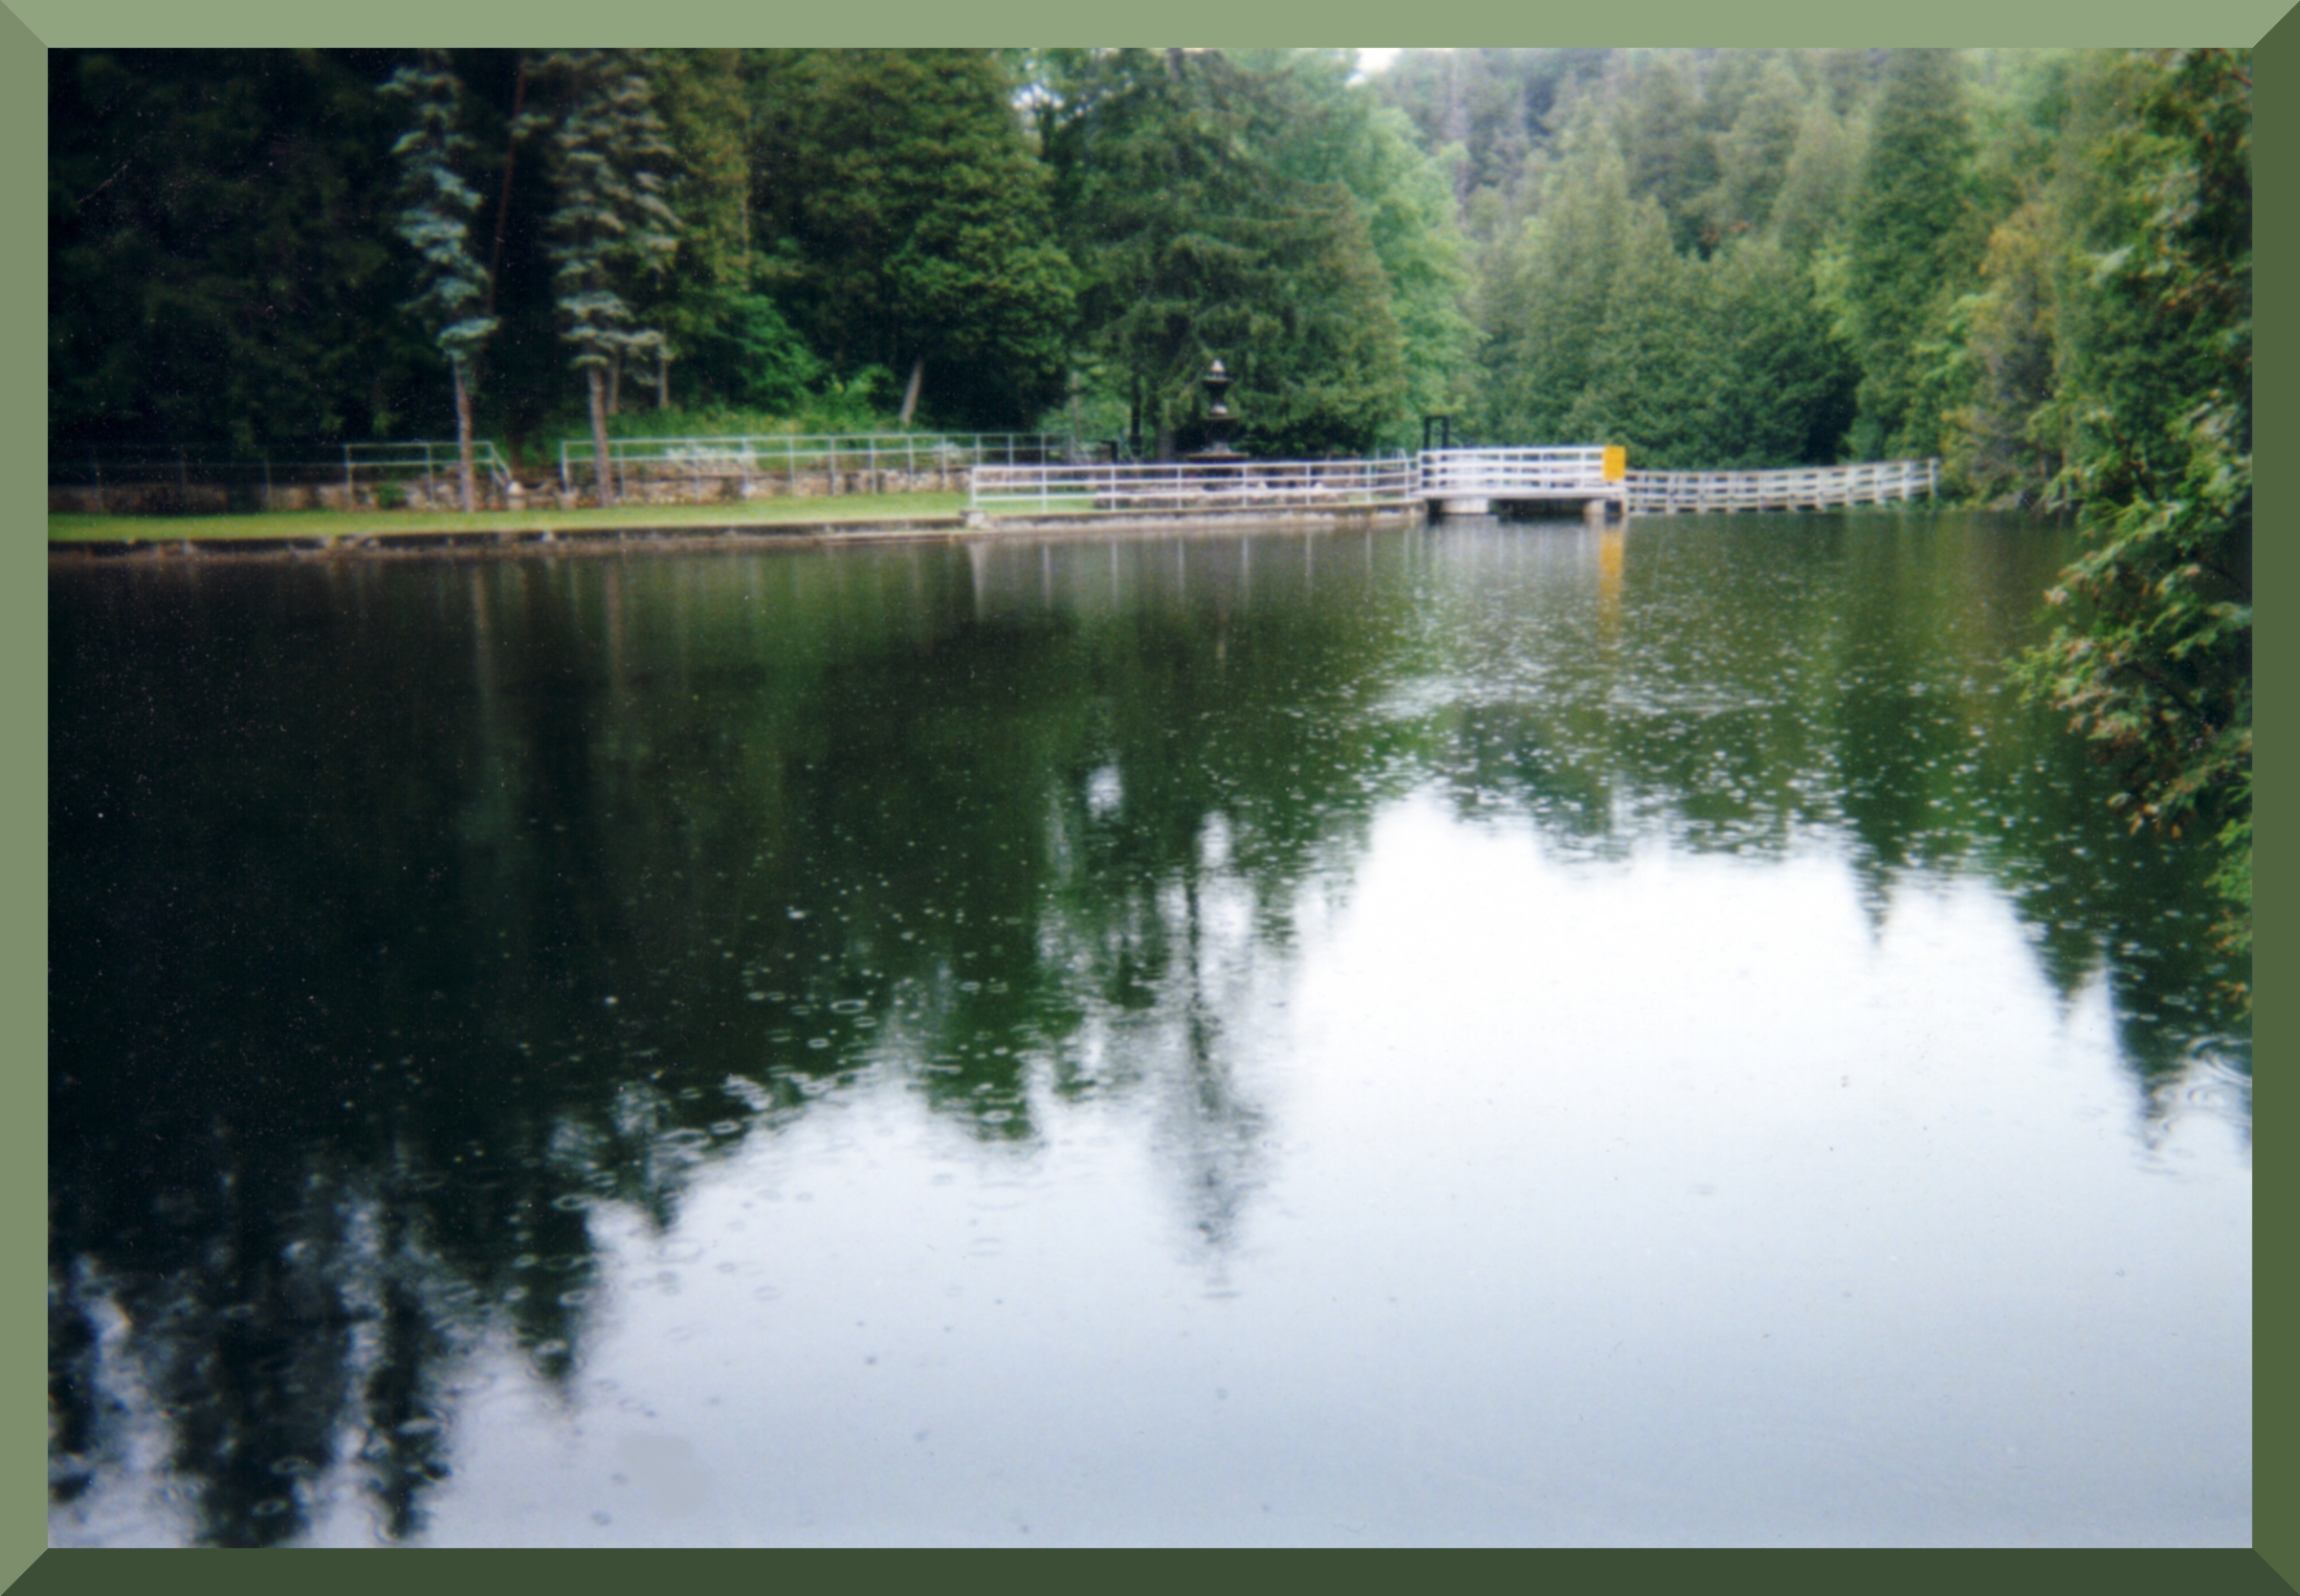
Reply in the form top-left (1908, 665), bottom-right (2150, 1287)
top-left (971, 457), bottom-right (1421, 517)
top-left (1420, 447), bottom-right (1619, 497)
top-left (1621, 458), bottom-right (1939, 513)
top-left (561, 432), bottom-right (1084, 495)
top-left (343, 440), bottom-right (516, 499)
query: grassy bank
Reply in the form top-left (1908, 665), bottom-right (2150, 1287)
top-left (49, 492), bottom-right (970, 543)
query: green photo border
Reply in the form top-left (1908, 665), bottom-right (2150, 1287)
top-left (15, 5), bottom-right (2288, 1590)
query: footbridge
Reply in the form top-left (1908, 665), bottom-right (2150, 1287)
top-left (1419, 447), bottom-right (1625, 517)
top-left (965, 448), bottom-right (1939, 525)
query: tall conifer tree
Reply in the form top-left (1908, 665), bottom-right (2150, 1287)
top-left (747, 49), bottom-right (1073, 431)
top-left (381, 52), bottom-right (496, 513)
top-left (1048, 48), bottom-right (1407, 455)
top-left (1843, 48), bottom-right (1976, 457)
top-left (532, 50), bottom-right (680, 504)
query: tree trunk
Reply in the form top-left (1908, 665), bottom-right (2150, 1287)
top-left (899, 355), bottom-right (924, 427)
top-left (608, 347), bottom-right (622, 416)
top-left (588, 366), bottom-right (614, 506)
top-left (657, 349), bottom-right (672, 410)
top-left (485, 55), bottom-right (527, 324)
top-left (453, 359), bottom-right (478, 514)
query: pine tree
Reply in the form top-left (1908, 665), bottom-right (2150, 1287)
top-left (648, 49), bottom-right (751, 410)
top-left (1240, 50), bottom-right (1474, 444)
top-left (1699, 236), bottom-right (1858, 465)
top-left (531, 50), bottom-right (680, 504)
top-left (381, 52), bottom-right (497, 512)
top-left (1843, 49), bottom-right (1977, 457)
top-left (1043, 50), bottom-right (1419, 455)
top-left (1476, 119), bottom-right (1635, 445)
top-left (746, 50), bottom-right (1074, 432)
top-left (1563, 196), bottom-right (1698, 457)
top-left (1765, 88), bottom-right (1864, 259)
top-left (1613, 52), bottom-right (1716, 255)
top-left (1702, 55), bottom-right (1809, 248)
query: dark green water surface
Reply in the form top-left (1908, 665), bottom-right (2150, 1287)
top-left (49, 514), bottom-right (2249, 1545)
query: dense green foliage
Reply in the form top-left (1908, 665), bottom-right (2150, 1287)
top-left (46, 49), bottom-right (1471, 457)
top-left (1037, 48), bottom-right (1468, 454)
top-left (50, 50), bottom-right (412, 449)
top-left (45, 46), bottom-right (2247, 481)
top-left (2010, 50), bottom-right (2250, 991)
top-left (748, 50), bottom-right (1075, 432)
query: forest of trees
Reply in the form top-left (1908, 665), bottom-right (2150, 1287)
top-left (48, 46), bottom-right (2245, 491)
top-left (46, 46), bottom-right (2249, 959)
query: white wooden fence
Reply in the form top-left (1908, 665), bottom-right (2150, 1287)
top-left (1621, 458), bottom-right (1939, 513)
top-left (971, 457), bottom-right (1421, 518)
top-left (972, 452), bottom-right (1936, 522)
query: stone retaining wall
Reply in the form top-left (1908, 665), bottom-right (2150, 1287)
top-left (54, 466), bottom-right (970, 518)
top-left (551, 464), bottom-right (966, 506)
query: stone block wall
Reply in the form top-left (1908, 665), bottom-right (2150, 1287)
top-left (53, 456), bottom-right (981, 518)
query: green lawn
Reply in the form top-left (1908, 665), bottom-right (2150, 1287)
top-left (48, 491), bottom-right (971, 543)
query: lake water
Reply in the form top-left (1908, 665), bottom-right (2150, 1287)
top-left (48, 513), bottom-right (2250, 1546)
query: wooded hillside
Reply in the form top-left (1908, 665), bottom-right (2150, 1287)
top-left (50, 47), bottom-right (2245, 495)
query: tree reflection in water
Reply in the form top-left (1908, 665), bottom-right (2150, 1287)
top-left (49, 519), bottom-right (2245, 1544)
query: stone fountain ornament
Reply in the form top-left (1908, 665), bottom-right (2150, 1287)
top-left (1189, 361), bottom-right (1245, 461)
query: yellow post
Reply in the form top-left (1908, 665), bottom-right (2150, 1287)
top-left (1602, 445), bottom-right (1626, 481)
